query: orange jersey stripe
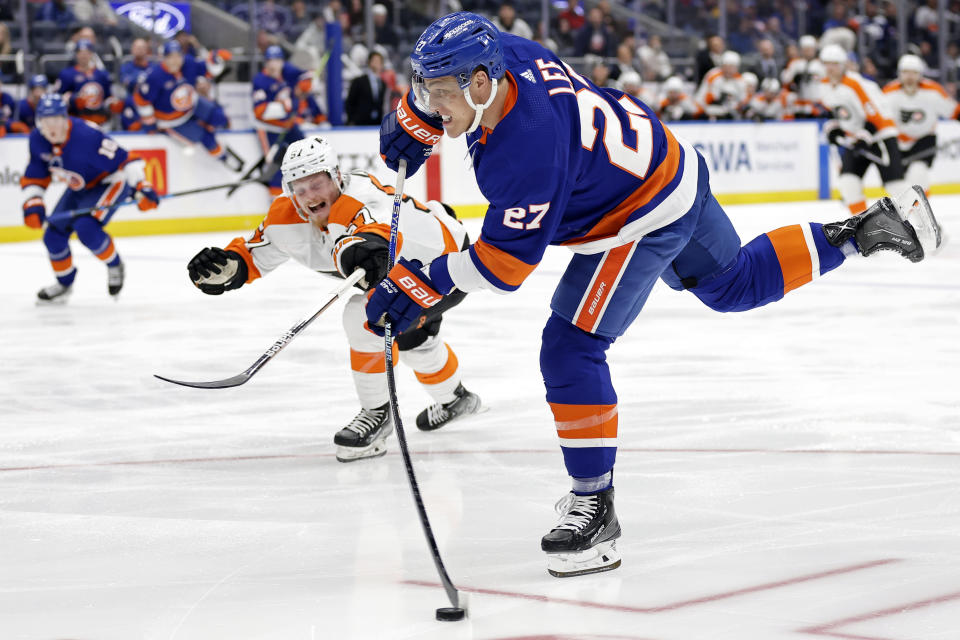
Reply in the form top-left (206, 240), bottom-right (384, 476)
top-left (840, 76), bottom-right (896, 132)
top-left (472, 238), bottom-right (538, 288)
top-left (767, 225), bottom-right (813, 294)
top-left (224, 237), bottom-right (263, 282)
top-left (21, 176), bottom-right (52, 189)
top-left (327, 194), bottom-right (366, 227)
top-left (561, 125), bottom-right (682, 245)
top-left (575, 243), bottom-right (633, 332)
top-left (50, 256), bottom-right (73, 271)
top-left (549, 403), bottom-right (619, 439)
top-left (414, 344), bottom-right (459, 385)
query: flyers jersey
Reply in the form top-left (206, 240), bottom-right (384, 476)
top-left (225, 171), bottom-right (468, 282)
top-left (134, 56), bottom-right (212, 128)
top-left (882, 79), bottom-right (960, 146)
top-left (818, 72), bottom-right (898, 140)
top-left (433, 33), bottom-right (699, 294)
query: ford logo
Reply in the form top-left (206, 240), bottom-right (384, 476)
top-left (111, 2), bottom-right (191, 39)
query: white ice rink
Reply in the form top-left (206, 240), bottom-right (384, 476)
top-left (1, 197), bottom-right (959, 640)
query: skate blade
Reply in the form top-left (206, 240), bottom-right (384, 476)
top-left (897, 185), bottom-right (944, 258)
top-left (36, 293), bottom-right (72, 306)
top-left (335, 441), bottom-right (388, 462)
top-left (545, 540), bottom-right (621, 578)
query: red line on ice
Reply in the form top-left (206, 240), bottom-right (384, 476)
top-left (798, 590), bottom-right (960, 640)
top-left (402, 558), bottom-right (898, 614)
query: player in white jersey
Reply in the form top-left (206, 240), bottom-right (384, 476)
top-left (818, 44), bottom-right (907, 214)
top-left (186, 136), bottom-right (481, 461)
top-left (745, 78), bottom-right (792, 121)
top-left (696, 51), bottom-right (750, 120)
top-left (882, 54), bottom-right (960, 193)
top-left (781, 35), bottom-right (826, 118)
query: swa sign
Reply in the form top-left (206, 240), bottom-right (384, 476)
top-left (111, 2), bottom-right (191, 38)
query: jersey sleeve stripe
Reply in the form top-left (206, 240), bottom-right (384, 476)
top-left (20, 176), bottom-right (52, 189)
top-left (225, 237), bottom-right (263, 282)
top-left (842, 76), bottom-right (896, 132)
top-left (470, 238), bottom-right (538, 289)
top-left (767, 224), bottom-right (815, 294)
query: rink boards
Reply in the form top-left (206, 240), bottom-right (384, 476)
top-left (2, 120), bottom-right (960, 242)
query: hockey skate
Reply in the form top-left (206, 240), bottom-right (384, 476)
top-left (416, 383), bottom-right (482, 431)
top-left (823, 185), bottom-right (943, 262)
top-left (334, 403), bottom-right (394, 462)
top-left (541, 486), bottom-right (622, 578)
top-left (36, 282), bottom-right (72, 304)
top-left (107, 262), bottom-right (125, 297)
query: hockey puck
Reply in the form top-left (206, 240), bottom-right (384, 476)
top-left (435, 607), bottom-right (465, 621)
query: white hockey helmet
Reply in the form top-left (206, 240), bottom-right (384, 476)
top-left (819, 44), bottom-right (847, 64)
top-left (761, 77), bottom-right (780, 93)
top-left (720, 50), bottom-right (741, 68)
top-left (898, 54), bottom-right (925, 74)
top-left (799, 35), bottom-right (818, 52)
top-left (664, 76), bottom-right (685, 93)
top-left (280, 136), bottom-right (344, 221)
top-left (742, 71), bottom-right (758, 89)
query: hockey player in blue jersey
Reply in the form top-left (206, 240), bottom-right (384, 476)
top-left (10, 74), bottom-right (50, 132)
top-left (21, 94), bottom-right (160, 303)
top-left (367, 13), bottom-right (944, 577)
top-left (56, 39), bottom-right (122, 128)
top-left (251, 45), bottom-right (305, 195)
top-left (134, 41), bottom-right (242, 171)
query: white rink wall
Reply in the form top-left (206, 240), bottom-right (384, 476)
top-left (3, 120), bottom-right (960, 241)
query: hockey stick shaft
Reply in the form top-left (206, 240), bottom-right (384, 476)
top-left (154, 268), bottom-right (365, 389)
top-left (63, 179), bottom-right (262, 218)
top-left (384, 159), bottom-right (462, 610)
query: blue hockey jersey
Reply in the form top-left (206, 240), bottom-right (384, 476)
top-left (56, 65), bottom-right (115, 125)
top-left (252, 71), bottom-right (296, 132)
top-left (433, 34), bottom-right (699, 294)
top-left (133, 56), bottom-right (212, 128)
top-left (21, 117), bottom-right (131, 194)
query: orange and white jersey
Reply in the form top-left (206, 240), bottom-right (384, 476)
top-left (657, 93), bottom-right (703, 121)
top-left (696, 68), bottom-right (749, 116)
top-left (882, 79), bottom-right (960, 147)
top-left (225, 171), bottom-right (468, 283)
top-left (781, 57), bottom-right (825, 100)
top-left (818, 72), bottom-right (898, 140)
top-left (748, 90), bottom-right (793, 121)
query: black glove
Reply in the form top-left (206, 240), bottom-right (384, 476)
top-left (187, 247), bottom-right (247, 295)
top-left (333, 232), bottom-right (390, 290)
top-left (826, 126), bottom-right (846, 145)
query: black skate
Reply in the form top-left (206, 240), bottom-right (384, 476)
top-left (541, 486), bottom-right (622, 577)
top-left (415, 383), bottom-right (481, 431)
top-left (823, 185), bottom-right (943, 263)
top-left (36, 282), bottom-right (73, 304)
top-left (108, 262), bottom-right (125, 297)
top-left (334, 403), bottom-right (393, 462)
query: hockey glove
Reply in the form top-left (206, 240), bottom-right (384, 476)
top-left (187, 247), bottom-right (248, 295)
top-left (824, 121), bottom-right (846, 146)
top-left (23, 197), bottom-right (46, 229)
top-left (364, 258), bottom-right (443, 335)
top-left (134, 181), bottom-right (160, 211)
top-left (379, 91), bottom-right (443, 176)
top-left (333, 232), bottom-right (390, 290)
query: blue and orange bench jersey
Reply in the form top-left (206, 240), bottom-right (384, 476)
top-left (21, 117), bottom-right (130, 193)
top-left (251, 72), bottom-right (296, 132)
top-left (446, 33), bottom-right (698, 294)
top-left (133, 56), bottom-right (211, 128)
top-left (56, 66), bottom-right (114, 125)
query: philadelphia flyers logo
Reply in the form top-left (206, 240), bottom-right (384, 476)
top-left (170, 84), bottom-right (196, 111)
top-left (899, 109), bottom-right (925, 124)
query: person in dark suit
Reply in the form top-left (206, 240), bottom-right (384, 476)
top-left (345, 50), bottom-right (386, 126)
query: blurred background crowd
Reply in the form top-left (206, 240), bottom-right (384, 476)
top-left (1, 0), bottom-right (959, 134)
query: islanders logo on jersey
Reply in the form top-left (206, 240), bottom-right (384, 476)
top-left (170, 84), bottom-right (197, 112)
top-left (76, 82), bottom-right (105, 110)
top-left (50, 166), bottom-right (87, 191)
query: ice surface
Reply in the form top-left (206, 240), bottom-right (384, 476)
top-left (1, 197), bottom-right (958, 639)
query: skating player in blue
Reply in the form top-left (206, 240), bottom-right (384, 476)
top-left (367, 13), bottom-right (945, 577)
top-left (21, 94), bottom-right (160, 303)
top-left (251, 45), bottom-right (304, 195)
top-left (133, 41), bottom-right (242, 171)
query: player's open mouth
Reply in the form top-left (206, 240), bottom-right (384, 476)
top-left (308, 202), bottom-right (325, 214)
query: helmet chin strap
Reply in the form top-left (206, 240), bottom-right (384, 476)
top-left (463, 77), bottom-right (498, 134)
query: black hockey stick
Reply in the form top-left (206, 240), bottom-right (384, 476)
top-left (154, 268), bottom-right (365, 389)
top-left (383, 159), bottom-right (467, 620)
top-left (227, 126), bottom-right (293, 197)
top-left (63, 179), bottom-right (263, 218)
top-left (836, 137), bottom-right (889, 166)
top-left (901, 136), bottom-right (960, 164)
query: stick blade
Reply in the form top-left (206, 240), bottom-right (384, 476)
top-left (153, 373), bottom-right (251, 389)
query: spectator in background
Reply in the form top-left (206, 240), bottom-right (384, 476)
top-left (609, 42), bottom-right (638, 82)
top-left (71, 0), bottom-right (117, 26)
top-left (344, 50), bottom-right (385, 125)
top-left (696, 34), bottom-right (726, 83)
top-left (534, 20), bottom-right (559, 53)
top-left (589, 59), bottom-right (616, 89)
top-left (372, 4), bottom-right (398, 50)
top-left (753, 38), bottom-right (781, 80)
top-left (493, 3), bottom-right (534, 40)
top-left (295, 12), bottom-right (327, 61)
top-left (765, 17), bottom-right (792, 59)
top-left (555, 15), bottom-right (576, 53)
top-left (558, 0), bottom-right (585, 30)
top-left (727, 16), bottom-right (759, 54)
top-left (914, 0), bottom-right (938, 41)
top-left (823, 1), bottom-right (853, 31)
top-left (57, 39), bottom-right (119, 127)
top-left (0, 22), bottom-right (14, 82)
top-left (36, 0), bottom-right (76, 27)
top-left (347, 0), bottom-right (365, 31)
top-left (287, 0), bottom-right (312, 40)
top-left (638, 34), bottom-right (672, 80)
top-left (574, 6), bottom-right (614, 57)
